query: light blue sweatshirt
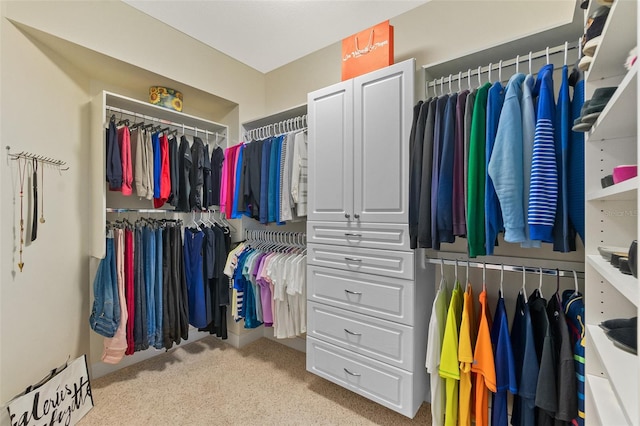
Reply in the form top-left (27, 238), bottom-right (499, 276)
top-left (488, 73), bottom-right (525, 243)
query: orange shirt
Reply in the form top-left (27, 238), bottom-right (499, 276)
top-left (458, 284), bottom-right (476, 426)
top-left (471, 289), bottom-right (496, 426)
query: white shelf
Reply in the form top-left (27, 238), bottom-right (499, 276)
top-left (586, 374), bottom-right (630, 426)
top-left (587, 255), bottom-right (638, 307)
top-left (587, 176), bottom-right (638, 201)
top-left (588, 65), bottom-right (638, 141)
top-left (586, 0), bottom-right (638, 82)
top-left (587, 324), bottom-right (638, 424)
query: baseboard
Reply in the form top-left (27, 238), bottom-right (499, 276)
top-left (226, 327), bottom-right (264, 349)
top-left (262, 327), bottom-right (306, 352)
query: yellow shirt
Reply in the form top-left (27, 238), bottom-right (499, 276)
top-left (439, 281), bottom-right (463, 426)
top-left (458, 283), bottom-right (476, 426)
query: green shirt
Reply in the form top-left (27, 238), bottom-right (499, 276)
top-left (467, 83), bottom-right (491, 257)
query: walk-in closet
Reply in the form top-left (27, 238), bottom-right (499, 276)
top-left (1, 1), bottom-right (637, 425)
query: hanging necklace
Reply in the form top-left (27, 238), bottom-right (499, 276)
top-left (17, 158), bottom-right (28, 271)
top-left (39, 163), bottom-right (45, 223)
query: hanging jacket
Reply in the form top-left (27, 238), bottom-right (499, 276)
top-left (529, 64), bottom-right (558, 242)
top-left (211, 146), bottom-right (224, 206)
top-left (418, 98), bottom-right (437, 248)
top-left (202, 144), bottom-right (213, 208)
top-left (260, 138), bottom-right (273, 224)
top-left (453, 90), bottom-right (469, 237)
top-left (567, 65), bottom-right (585, 244)
top-left (431, 96), bottom-right (449, 249)
top-left (488, 73), bottom-right (526, 243)
top-left (409, 100), bottom-right (425, 248)
top-left (177, 136), bottom-right (192, 212)
top-left (484, 82), bottom-right (505, 254)
top-left (521, 75), bottom-right (541, 248)
top-left (106, 120), bottom-right (123, 190)
top-left (168, 136), bottom-right (179, 207)
top-left (553, 65), bottom-right (576, 253)
top-left (189, 136), bottom-right (206, 211)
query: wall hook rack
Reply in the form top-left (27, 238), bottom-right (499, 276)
top-left (6, 146), bottom-right (70, 171)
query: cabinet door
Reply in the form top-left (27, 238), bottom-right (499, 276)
top-left (307, 80), bottom-right (354, 222)
top-left (353, 59), bottom-right (414, 223)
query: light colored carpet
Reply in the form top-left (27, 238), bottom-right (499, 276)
top-left (79, 336), bottom-right (431, 425)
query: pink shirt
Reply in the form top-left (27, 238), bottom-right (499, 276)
top-left (117, 126), bottom-right (133, 196)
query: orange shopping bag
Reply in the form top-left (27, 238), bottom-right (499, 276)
top-left (341, 20), bottom-right (394, 81)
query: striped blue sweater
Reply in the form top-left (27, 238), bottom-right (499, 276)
top-left (528, 64), bottom-right (558, 242)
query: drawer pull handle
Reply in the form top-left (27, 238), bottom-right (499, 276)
top-left (344, 368), bottom-right (361, 377)
top-left (344, 289), bottom-right (362, 295)
top-left (345, 257), bottom-right (362, 262)
top-left (344, 233), bottom-right (362, 237)
top-left (354, 214), bottom-right (360, 219)
top-left (344, 328), bottom-right (362, 336)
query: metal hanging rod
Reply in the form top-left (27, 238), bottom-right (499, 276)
top-left (6, 146), bottom-right (69, 171)
top-left (105, 105), bottom-right (227, 141)
top-left (106, 208), bottom-right (176, 213)
top-left (425, 40), bottom-right (581, 93)
top-left (425, 256), bottom-right (584, 279)
top-left (245, 114), bottom-right (307, 141)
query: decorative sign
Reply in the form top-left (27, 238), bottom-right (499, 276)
top-left (7, 355), bottom-right (93, 426)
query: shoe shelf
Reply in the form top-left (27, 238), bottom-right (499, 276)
top-left (586, 0), bottom-right (638, 82)
top-left (586, 373), bottom-right (631, 426)
top-left (588, 64), bottom-right (637, 142)
top-left (587, 324), bottom-right (639, 424)
top-left (587, 254), bottom-right (639, 307)
top-left (587, 176), bottom-right (638, 201)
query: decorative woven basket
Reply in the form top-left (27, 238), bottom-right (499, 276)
top-left (149, 86), bottom-right (183, 112)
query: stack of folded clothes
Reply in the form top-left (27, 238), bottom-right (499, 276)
top-left (579, 4), bottom-right (611, 71)
top-left (572, 86), bottom-right (617, 132)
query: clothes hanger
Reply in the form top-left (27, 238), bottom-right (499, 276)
top-left (498, 60), bottom-right (503, 83)
top-left (538, 266), bottom-right (544, 298)
top-left (477, 66), bottom-right (482, 88)
top-left (572, 270), bottom-right (580, 296)
top-left (466, 259), bottom-right (470, 288)
top-left (522, 266), bottom-right (528, 303)
top-left (546, 46), bottom-right (550, 65)
top-left (555, 268), bottom-right (561, 295)
top-left (516, 55), bottom-right (520, 74)
top-left (454, 259), bottom-right (458, 285)
top-left (467, 69), bottom-right (472, 90)
top-left (529, 51), bottom-right (533, 75)
top-left (439, 258), bottom-right (446, 291)
top-left (440, 77), bottom-right (444, 97)
top-left (488, 63), bottom-right (492, 83)
top-left (500, 263), bottom-right (505, 297)
top-left (578, 37), bottom-right (582, 60)
top-left (458, 72), bottom-right (462, 92)
top-left (448, 74), bottom-right (453, 94)
top-left (564, 41), bottom-right (568, 66)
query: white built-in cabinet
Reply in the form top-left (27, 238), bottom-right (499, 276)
top-left (306, 59), bottom-right (433, 419)
top-left (583, 0), bottom-right (639, 424)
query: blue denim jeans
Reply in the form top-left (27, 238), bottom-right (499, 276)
top-left (144, 226), bottom-right (156, 347)
top-left (154, 227), bottom-right (164, 349)
top-left (90, 236), bottom-right (120, 337)
top-left (134, 227), bottom-right (148, 351)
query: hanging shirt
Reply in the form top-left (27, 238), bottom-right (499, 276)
top-left (106, 120), bottom-right (123, 191)
top-left (458, 283), bottom-right (476, 426)
top-left (467, 83), bottom-right (491, 257)
top-left (439, 281), bottom-right (463, 426)
top-left (529, 289), bottom-right (556, 426)
top-left (117, 126), bottom-right (133, 196)
top-left (568, 65), bottom-right (585, 244)
top-left (211, 146), bottom-right (224, 206)
top-left (268, 138), bottom-right (281, 223)
top-left (471, 288), bottom-right (496, 426)
top-left (177, 136), bottom-right (192, 212)
top-left (154, 133), bottom-right (170, 208)
top-left (189, 137), bottom-right (206, 211)
top-left (280, 134), bottom-right (295, 222)
top-left (437, 94), bottom-right (458, 244)
top-left (260, 138), bottom-right (273, 224)
top-left (548, 293), bottom-right (578, 423)
top-left (409, 100), bottom-right (426, 248)
top-left (425, 282), bottom-right (450, 426)
top-left (488, 73), bottom-right (526, 243)
top-left (529, 64), bottom-right (558, 242)
top-left (418, 98), bottom-right (437, 248)
top-left (463, 90), bottom-right (476, 235)
top-left (202, 143), bottom-right (212, 208)
top-left (290, 131), bottom-right (308, 217)
top-left (484, 82), bottom-right (505, 254)
top-left (133, 128), bottom-right (147, 198)
top-left (562, 290), bottom-right (585, 426)
top-left (453, 90), bottom-right (469, 237)
top-left (511, 292), bottom-right (539, 426)
top-left (168, 135), bottom-right (179, 207)
top-left (152, 132), bottom-right (161, 200)
top-left (491, 291), bottom-right (518, 426)
top-left (520, 75), bottom-right (541, 248)
top-left (431, 95), bottom-right (449, 249)
top-left (553, 65), bottom-right (576, 253)
top-left (231, 144), bottom-right (245, 219)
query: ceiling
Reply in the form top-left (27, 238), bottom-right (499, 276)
top-left (122, 0), bottom-right (429, 73)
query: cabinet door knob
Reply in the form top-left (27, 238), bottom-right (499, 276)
top-left (344, 289), bottom-right (362, 295)
top-left (344, 257), bottom-right (362, 262)
top-left (354, 214), bottom-right (360, 219)
top-left (344, 233), bottom-right (362, 237)
top-left (344, 213), bottom-right (351, 219)
top-left (344, 328), bottom-right (362, 336)
top-left (344, 368), bottom-right (361, 377)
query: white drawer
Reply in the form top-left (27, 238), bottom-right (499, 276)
top-left (307, 221), bottom-right (410, 251)
top-left (307, 301), bottom-right (414, 369)
top-left (307, 265), bottom-right (414, 325)
top-left (307, 243), bottom-right (414, 280)
top-left (307, 337), bottom-right (414, 417)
